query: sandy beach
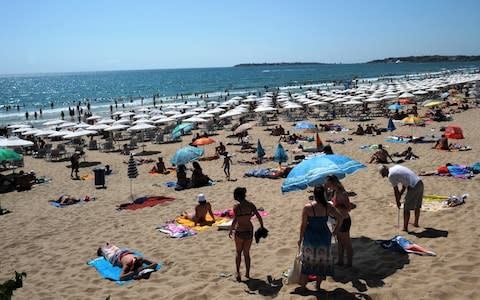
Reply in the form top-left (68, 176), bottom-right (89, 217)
top-left (1, 104), bottom-right (479, 300)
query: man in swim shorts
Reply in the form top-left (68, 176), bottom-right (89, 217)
top-left (379, 165), bottom-right (424, 232)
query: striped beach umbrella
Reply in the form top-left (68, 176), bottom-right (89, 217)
top-left (127, 154), bottom-right (138, 200)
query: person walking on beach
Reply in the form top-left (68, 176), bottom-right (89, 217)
top-left (229, 187), bottom-right (264, 282)
top-left (70, 152), bottom-right (80, 179)
top-left (379, 165), bottom-right (424, 232)
top-left (222, 152), bottom-right (232, 180)
top-left (325, 174), bottom-right (353, 267)
top-left (298, 185), bottom-right (343, 291)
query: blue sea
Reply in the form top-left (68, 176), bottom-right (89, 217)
top-left (1, 61), bottom-right (480, 125)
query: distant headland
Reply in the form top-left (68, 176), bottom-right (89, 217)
top-left (367, 55), bottom-right (480, 64)
top-left (233, 62), bottom-right (327, 67)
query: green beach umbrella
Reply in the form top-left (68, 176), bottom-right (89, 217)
top-left (0, 148), bottom-right (23, 161)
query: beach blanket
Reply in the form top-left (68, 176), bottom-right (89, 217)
top-left (244, 168), bottom-right (288, 179)
top-left (87, 251), bottom-right (161, 285)
top-left (162, 181), bottom-right (177, 188)
top-left (117, 196), bottom-right (175, 211)
top-left (175, 215), bottom-right (229, 231)
top-left (157, 222), bottom-right (197, 238)
top-left (422, 194), bottom-right (468, 211)
top-left (380, 235), bottom-right (436, 256)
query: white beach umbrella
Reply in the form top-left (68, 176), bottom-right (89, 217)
top-left (164, 110), bottom-right (181, 116)
top-left (87, 124), bottom-right (110, 131)
top-left (127, 123), bottom-right (156, 132)
top-left (133, 113), bottom-right (150, 119)
top-left (48, 130), bottom-right (71, 138)
top-left (120, 112), bottom-right (135, 118)
top-left (132, 118), bottom-right (153, 125)
top-left (86, 115), bottom-right (102, 121)
top-left (196, 113), bottom-right (214, 118)
top-left (63, 129), bottom-right (97, 139)
top-left (73, 122), bottom-right (91, 129)
top-left (21, 129), bottom-right (41, 136)
top-left (183, 116), bottom-right (208, 123)
top-left (56, 121), bottom-right (77, 129)
top-left (0, 136), bottom-right (34, 147)
top-left (254, 106), bottom-right (277, 113)
top-left (308, 101), bottom-right (329, 107)
top-left (398, 92), bottom-right (415, 98)
top-left (343, 100), bottom-right (363, 105)
top-left (34, 129), bottom-right (57, 137)
top-left (7, 124), bottom-right (31, 129)
top-left (104, 124), bottom-right (130, 132)
top-left (97, 119), bottom-right (115, 125)
top-left (43, 119), bottom-right (65, 126)
top-left (114, 119), bottom-right (131, 125)
top-left (413, 90), bottom-right (428, 95)
top-left (153, 117), bottom-right (175, 124)
top-left (12, 127), bottom-right (33, 133)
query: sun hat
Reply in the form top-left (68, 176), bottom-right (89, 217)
top-left (197, 193), bottom-right (206, 203)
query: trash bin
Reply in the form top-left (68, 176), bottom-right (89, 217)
top-left (93, 167), bottom-right (106, 188)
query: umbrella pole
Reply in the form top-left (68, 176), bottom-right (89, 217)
top-left (397, 208), bottom-right (400, 232)
top-left (130, 179), bottom-right (133, 200)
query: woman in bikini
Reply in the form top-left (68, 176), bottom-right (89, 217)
top-left (229, 187), bottom-right (264, 282)
top-left (325, 174), bottom-right (353, 267)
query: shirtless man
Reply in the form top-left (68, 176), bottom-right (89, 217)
top-left (184, 194), bottom-right (215, 226)
top-left (369, 144), bottom-right (395, 164)
top-left (97, 243), bottom-right (157, 280)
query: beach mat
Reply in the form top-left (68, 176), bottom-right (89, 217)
top-left (157, 223), bottom-right (197, 238)
top-left (175, 215), bottom-right (228, 231)
top-left (87, 251), bottom-right (161, 285)
top-left (49, 196), bottom-right (95, 208)
top-left (380, 235), bottom-right (436, 256)
top-left (117, 196), bottom-right (175, 211)
top-left (213, 208), bottom-right (269, 220)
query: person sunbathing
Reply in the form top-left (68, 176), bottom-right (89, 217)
top-left (183, 193), bottom-right (216, 226)
top-left (369, 144), bottom-right (395, 164)
top-left (97, 243), bottom-right (157, 280)
top-left (392, 146), bottom-right (419, 160)
top-left (50, 195), bottom-right (88, 205)
top-left (151, 157), bottom-right (169, 174)
top-left (351, 124), bottom-right (365, 135)
top-left (432, 135), bottom-right (449, 150)
top-left (191, 161), bottom-right (212, 188)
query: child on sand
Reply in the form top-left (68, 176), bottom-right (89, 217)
top-left (222, 152), bottom-right (232, 180)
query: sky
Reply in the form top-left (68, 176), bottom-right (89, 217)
top-left (0, 0), bottom-right (479, 74)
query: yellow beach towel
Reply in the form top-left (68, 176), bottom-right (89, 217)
top-left (175, 215), bottom-right (228, 231)
top-left (422, 194), bottom-right (449, 212)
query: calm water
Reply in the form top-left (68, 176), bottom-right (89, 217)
top-left (1, 61), bottom-right (480, 124)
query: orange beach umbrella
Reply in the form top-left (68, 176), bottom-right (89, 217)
top-left (192, 137), bottom-right (216, 146)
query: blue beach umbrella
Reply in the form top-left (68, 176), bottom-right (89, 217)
top-left (281, 154), bottom-right (366, 193)
top-left (388, 103), bottom-right (404, 110)
top-left (256, 139), bottom-right (265, 159)
top-left (440, 92), bottom-right (449, 99)
top-left (170, 146), bottom-right (204, 166)
top-left (294, 121), bottom-right (315, 130)
top-left (171, 123), bottom-right (193, 139)
top-left (274, 143), bottom-right (288, 164)
top-left (387, 118), bottom-right (396, 131)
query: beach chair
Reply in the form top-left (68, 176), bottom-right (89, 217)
top-left (101, 141), bottom-right (114, 152)
top-left (153, 133), bottom-right (164, 144)
top-left (48, 149), bottom-right (62, 161)
top-left (33, 148), bottom-right (47, 159)
top-left (88, 139), bottom-right (98, 150)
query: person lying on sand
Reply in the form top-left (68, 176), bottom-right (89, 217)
top-left (392, 146), bottom-right (419, 160)
top-left (97, 243), bottom-right (158, 280)
top-left (183, 193), bottom-right (216, 226)
top-left (50, 195), bottom-right (90, 205)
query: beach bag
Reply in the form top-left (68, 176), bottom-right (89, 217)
top-left (287, 251), bottom-right (302, 285)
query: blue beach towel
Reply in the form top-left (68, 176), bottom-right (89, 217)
top-left (49, 200), bottom-right (84, 208)
top-left (162, 181), bottom-right (177, 188)
top-left (384, 139), bottom-right (409, 144)
top-left (87, 251), bottom-right (161, 285)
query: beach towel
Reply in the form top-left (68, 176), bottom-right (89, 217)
top-left (87, 251), bottom-right (161, 285)
top-left (157, 223), bottom-right (197, 238)
top-left (175, 215), bottom-right (229, 231)
top-left (244, 168), bottom-right (287, 179)
top-left (117, 196), bottom-right (175, 211)
top-left (380, 235), bottom-right (436, 256)
top-left (162, 181), bottom-right (177, 188)
top-left (80, 174), bottom-right (94, 180)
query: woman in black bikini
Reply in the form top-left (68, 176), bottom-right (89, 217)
top-left (229, 187), bottom-right (264, 282)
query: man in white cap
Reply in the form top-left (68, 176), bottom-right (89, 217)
top-left (183, 194), bottom-right (215, 226)
top-left (379, 164), bottom-right (424, 232)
